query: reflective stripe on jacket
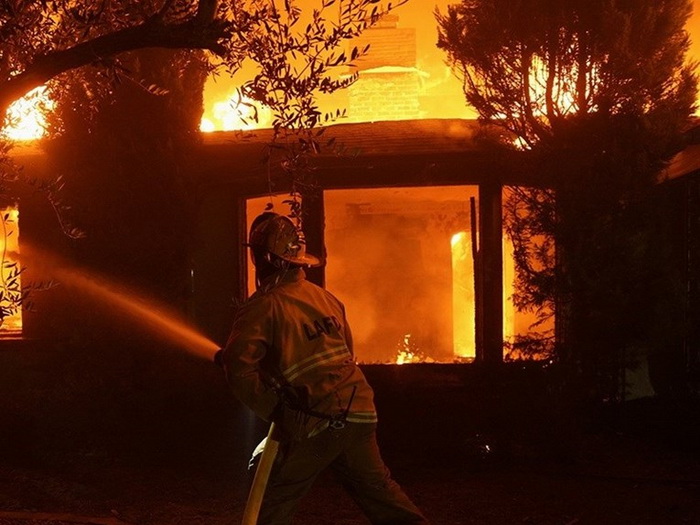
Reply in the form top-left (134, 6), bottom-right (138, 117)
top-left (222, 268), bottom-right (377, 437)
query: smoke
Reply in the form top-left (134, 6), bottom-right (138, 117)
top-left (325, 186), bottom-right (478, 363)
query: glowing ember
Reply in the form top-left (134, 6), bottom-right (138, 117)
top-left (395, 333), bottom-right (431, 365)
top-left (3, 87), bottom-right (54, 141)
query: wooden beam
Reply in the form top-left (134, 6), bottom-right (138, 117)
top-left (479, 182), bottom-right (504, 365)
top-left (301, 186), bottom-right (326, 288)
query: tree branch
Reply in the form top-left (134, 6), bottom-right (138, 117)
top-left (157, 0), bottom-right (178, 18)
top-left (0, 14), bottom-right (228, 120)
top-left (195, 0), bottom-right (219, 24)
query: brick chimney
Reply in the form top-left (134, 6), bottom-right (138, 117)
top-left (346, 14), bottom-right (423, 122)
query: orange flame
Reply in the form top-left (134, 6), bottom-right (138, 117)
top-left (2, 87), bottom-right (54, 141)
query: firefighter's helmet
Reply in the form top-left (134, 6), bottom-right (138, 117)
top-left (248, 212), bottom-right (322, 268)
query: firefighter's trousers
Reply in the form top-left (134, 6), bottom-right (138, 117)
top-left (256, 422), bottom-right (429, 525)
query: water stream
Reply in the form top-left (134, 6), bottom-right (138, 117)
top-left (20, 244), bottom-right (220, 360)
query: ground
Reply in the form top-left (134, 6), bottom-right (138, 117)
top-left (1, 352), bottom-right (699, 525)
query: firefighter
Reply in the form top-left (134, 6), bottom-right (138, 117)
top-left (216, 211), bottom-right (430, 525)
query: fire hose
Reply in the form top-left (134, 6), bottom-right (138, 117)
top-left (241, 422), bottom-right (280, 525)
top-left (214, 349), bottom-right (280, 525)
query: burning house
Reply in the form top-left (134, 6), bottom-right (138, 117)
top-left (0, 11), bottom-right (549, 366)
top-left (191, 119), bottom-right (551, 365)
top-left (190, 12), bottom-right (552, 365)
top-left (2, 6), bottom-right (696, 389)
top-left (1, 10), bottom-right (699, 519)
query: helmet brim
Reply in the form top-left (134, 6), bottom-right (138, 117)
top-left (246, 213), bottom-right (324, 268)
top-left (281, 252), bottom-right (323, 268)
top-left (243, 242), bottom-right (323, 268)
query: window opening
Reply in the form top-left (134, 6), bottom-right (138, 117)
top-left (325, 186), bottom-right (478, 364)
top-left (0, 204), bottom-right (22, 335)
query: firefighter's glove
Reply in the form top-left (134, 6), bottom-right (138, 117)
top-left (278, 385), bottom-right (308, 412)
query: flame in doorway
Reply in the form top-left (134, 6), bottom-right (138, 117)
top-left (452, 231), bottom-right (475, 359)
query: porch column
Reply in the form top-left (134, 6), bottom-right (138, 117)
top-left (301, 187), bottom-right (326, 288)
top-left (479, 182), bottom-right (503, 365)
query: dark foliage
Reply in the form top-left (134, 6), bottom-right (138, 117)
top-left (43, 48), bottom-right (207, 309)
top-left (437, 0), bottom-right (697, 399)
